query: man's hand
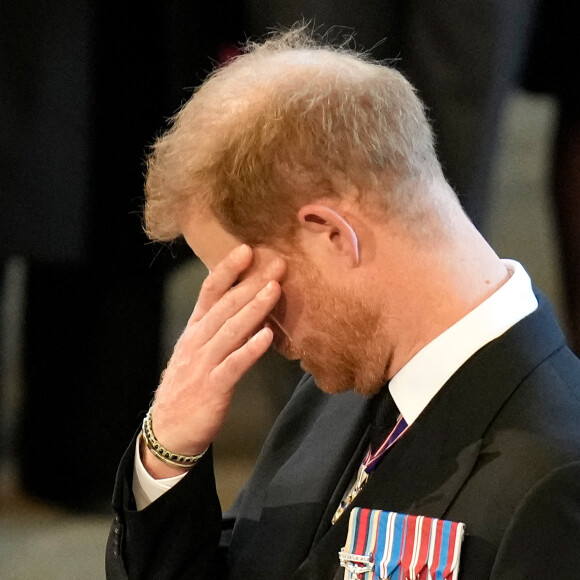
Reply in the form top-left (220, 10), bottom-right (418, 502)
top-left (143, 244), bottom-right (286, 478)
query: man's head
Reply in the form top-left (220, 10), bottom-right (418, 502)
top-left (143, 28), bottom-right (501, 396)
top-left (144, 27), bottom-right (457, 248)
top-left (179, 206), bottom-right (393, 396)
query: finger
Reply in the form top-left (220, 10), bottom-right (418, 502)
top-left (191, 257), bottom-right (285, 346)
top-left (204, 280), bottom-right (281, 366)
top-left (166, 263), bottom-right (284, 372)
top-left (191, 244), bottom-right (253, 322)
top-left (209, 326), bottom-right (274, 388)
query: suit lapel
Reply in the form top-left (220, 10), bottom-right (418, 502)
top-left (228, 381), bottom-right (372, 579)
top-left (293, 294), bottom-right (565, 578)
top-left (311, 421), bottom-right (371, 543)
top-left (354, 293), bottom-right (565, 518)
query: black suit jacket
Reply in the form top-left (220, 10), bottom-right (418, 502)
top-left (107, 295), bottom-right (580, 579)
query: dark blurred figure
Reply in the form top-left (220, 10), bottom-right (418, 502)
top-left (0, 1), bottom-right (240, 511)
top-left (522, 0), bottom-right (580, 354)
top-left (242, 1), bottom-right (537, 235)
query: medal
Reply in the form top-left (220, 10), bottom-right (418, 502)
top-left (339, 508), bottom-right (466, 579)
top-left (332, 416), bottom-right (408, 525)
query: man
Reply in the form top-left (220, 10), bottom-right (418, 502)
top-left (106, 29), bottom-right (580, 579)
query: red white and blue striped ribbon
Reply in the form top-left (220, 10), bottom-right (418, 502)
top-left (341, 508), bottom-right (465, 579)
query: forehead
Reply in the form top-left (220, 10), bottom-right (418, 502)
top-left (181, 211), bottom-right (241, 271)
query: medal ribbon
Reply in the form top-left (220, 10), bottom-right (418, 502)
top-left (332, 415), bottom-right (409, 525)
top-left (341, 508), bottom-right (466, 580)
top-left (363, 415), bottom-right (409, 474)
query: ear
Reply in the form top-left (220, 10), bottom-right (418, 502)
top-left (297, 204), bottom-right (360, 266)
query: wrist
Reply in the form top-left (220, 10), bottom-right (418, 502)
top-left (141, 410), bottom-right (208, 475)
top-left (149, 404), bottom-right (210, 456)
top-left (139, 434), bottom-right (190, 479)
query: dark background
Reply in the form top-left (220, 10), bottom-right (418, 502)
top-left (3, 0), bottom-right (578, 520)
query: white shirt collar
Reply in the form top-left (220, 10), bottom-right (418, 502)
top-left (389, 260), bottom-right (538, 426)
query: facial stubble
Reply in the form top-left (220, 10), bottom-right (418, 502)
top-left (276, 265), bottom-right (389, 397)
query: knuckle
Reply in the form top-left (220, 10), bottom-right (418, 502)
top-left (245, 339), bottom-right (261, 359)
top-left (220, 289), bottom-right (238, 311)
top-left (222, 355), bottom-right (241, 377)
top-left (251, 294), bottom-right (267, 310)
top-left (174, 327), bottom-right (197, 352)
top-left (200, 276), bottom-right (217, 295)
top-left (221, 317), bottom-right (238, 339)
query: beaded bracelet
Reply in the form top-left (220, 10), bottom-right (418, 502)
top-left (142, 409), bottom-right (207, 469)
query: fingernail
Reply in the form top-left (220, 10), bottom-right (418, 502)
top-left (236, 244), bottom-right (251, 259)
top-left (251, 327), bottom-right (271, 342)
top-left (257, 281), bottom-right (275, 299)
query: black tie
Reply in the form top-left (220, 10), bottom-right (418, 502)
top-left (368, 384), bottom-right (401, 454)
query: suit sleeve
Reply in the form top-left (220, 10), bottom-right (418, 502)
top-left (105, 434), bottom-right (233, 580)
top-left (490, 461), bottom-right (580, 579)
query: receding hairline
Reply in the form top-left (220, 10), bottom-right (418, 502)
top-left (204, 43), bottom-right (394, 103)
top-left (144, 29), bottom-right (456, 244)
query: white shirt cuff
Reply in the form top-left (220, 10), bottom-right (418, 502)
top-left (132, 435), bottom-right (187, 511)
